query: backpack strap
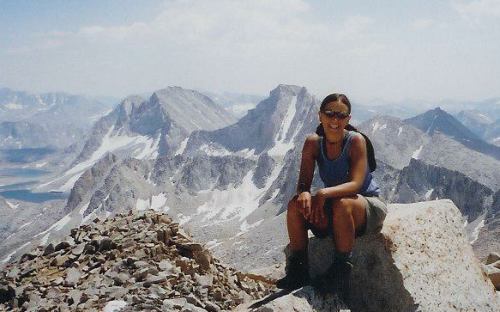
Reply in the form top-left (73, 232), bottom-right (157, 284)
top-left (345, 124), bottom-right (377, 172)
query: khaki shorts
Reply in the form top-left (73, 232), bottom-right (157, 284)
top-left (363, 196), bottom-right (388, 235)
top-left (306, 195), bottom-right (387, 238)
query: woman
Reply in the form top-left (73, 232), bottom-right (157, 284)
top-left (276, 93), bottom-right (387, 293)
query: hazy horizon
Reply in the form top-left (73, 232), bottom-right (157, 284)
top-left (2, 0), bottom-right (500, 104)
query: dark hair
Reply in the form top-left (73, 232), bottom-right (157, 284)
top-left (319, 93), bottom-right (351, 114)
top-left (315, 93), bottom-right (377, 172)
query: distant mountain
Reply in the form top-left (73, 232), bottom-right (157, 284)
top-left (0, 88), bottom-right (117, 168)
top-left (404, 107), bottom-right (500, 160)
top-left (350, 102), bottom-right (425, 125)
top-left (455, 110), bottom-right (494, 137)
top-left (18, 85), bottom-right (320, 273)
top-left (437, 98), bottom-right (500, 120)
top-left (203, 91), bottom-right (264, 118)
top-left (359, 115), bottom-right (500, 190)
top-left (484, 119), bottom-right (500, 147)
top-left (37, 87), bottom-right (237, 192)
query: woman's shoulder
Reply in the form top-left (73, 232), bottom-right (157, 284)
top-left (305, 133), bottom-right (320, 143)
top-left (303, 134), bottom-right (320, 157)
top-left (348, 131), bottom-right (365, 143)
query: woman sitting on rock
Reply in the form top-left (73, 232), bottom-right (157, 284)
top-left (276, 93), bottom-right (387, 293)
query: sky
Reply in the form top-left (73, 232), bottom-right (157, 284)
top-left (1, 0), bottom-right (500, 103)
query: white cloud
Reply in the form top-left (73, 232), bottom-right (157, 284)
top-left (452, 0), bottom-right (500, 19)
top-left (335, 15), bottom-right (375, 41)
top-left (0, 0), bottom-right (388, 98)
top-left (411, 18), bottom-right (435, 30)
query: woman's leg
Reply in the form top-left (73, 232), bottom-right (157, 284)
top-left (276, 196), bottom-right (311, 289)
top-left (330, 195), bottom-right (368, 253)
top-left (287, 196), bottom-right (309, 252)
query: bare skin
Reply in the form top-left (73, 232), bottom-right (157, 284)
top-left (287, 100), bottom-right (369, 253)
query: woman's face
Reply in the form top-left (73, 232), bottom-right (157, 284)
top-left (318, 100), bottom-right (351, 138)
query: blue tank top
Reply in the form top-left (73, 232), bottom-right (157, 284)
top-left (316, 131), bottom-right (380, 197)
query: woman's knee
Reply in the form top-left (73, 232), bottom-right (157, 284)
top-left (331, 197), bottom-right (354, 217)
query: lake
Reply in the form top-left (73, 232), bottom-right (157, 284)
top-left (0, 189), bottom-right (67, 203)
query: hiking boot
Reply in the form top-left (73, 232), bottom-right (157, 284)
top-left (276, 251), bottom-right (310, 290)
top-left (312, 259), bottom-right (352, 299)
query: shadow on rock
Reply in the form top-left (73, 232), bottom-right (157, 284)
top-left (306, 234), bottom-right (419, 312)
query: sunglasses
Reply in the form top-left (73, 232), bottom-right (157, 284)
top-left (321, 110), bottom-right (350, 119)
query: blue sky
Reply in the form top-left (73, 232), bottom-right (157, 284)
top-left (1, 0), bottom-right (500, 103)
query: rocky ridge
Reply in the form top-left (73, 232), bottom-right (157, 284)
top-left (0, 210), bottom-right (274, 311)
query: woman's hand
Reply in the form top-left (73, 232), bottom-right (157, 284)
top-left (297, 191), bottom-right (312, 217)
top-left (310, 190), bottom-right (326, 226)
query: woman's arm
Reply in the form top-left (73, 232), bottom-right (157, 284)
top-left (296, 134), bottom-right (318, 215)
top-left (316, 133), bottom-right (368, 200)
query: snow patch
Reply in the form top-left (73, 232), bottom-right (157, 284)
top-left (470, 219), bottom-right (485, 244)
top-left (2, 242), bottom-right (31, 263)
top-left (379, 124), bottom-right (387, 131)
top-left (178, 213), bottom-right (191, 226)
top-left (372, 121), bottom-right (381, 134)
top-left (236, 219), bottom-right (264, 236)
top-left (397, 127), bottom-right (403, 136)
top-left (79, 201), bottom-right (91, 215)
top-left (40, 232), bottom-right (51, 246)
top-left (1, 250), bottom-right (16, 264)
top-left (424, 189), bottom-right (434, 200)
top-left (103, 300), bottom-right (127, 312)
top-left (18, 221), bottom-right (33, 230)
top-left (175, 137), bottom-right (189, 156)
top-left (200, 144), bottom-right (231, 157)
top-left (238, 148), bottom-right (256, 158)
top-left (134, 134), bottom-right (160, 160)
top-left (35, 162), bottom-right (47, 168)
top-left (205, 239), bottom-right (222, 250)
top-left (5, 103), bottom-right (23, 110)
top-left (412, 145), bottom-right (423, 159)
top-left (151, 193), bottom-right (169, 211)
top-left (45, 126), bottom-right (158, 191)
top-left (136, 198), bottom-right (150, 211)
top-left (54, 213), bottom-right (72, 231)
top-left (268, 95), bottom-right (298, 157)
top-left (270, 188), bottom-right (280, 200)
top-left (5, 200), bottom-right (19, 209)
top-left (197, 161), bottom-right (282, 222)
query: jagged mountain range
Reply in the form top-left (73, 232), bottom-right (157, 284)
top-left (0, 88), bottom-right (116, 151)
top-left (405, 107), bottom-right (500, 160)
top-left (36, 87), bottom-right (237, 192)
top-left (2, 84), bottom-right (500, 272)
top-left (456, 109), bottom-right (500, 147)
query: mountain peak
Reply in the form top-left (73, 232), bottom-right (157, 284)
top-left (269, 84), bottom-right (304, 97)
top-left (404, 107), bottom-right (478, 139)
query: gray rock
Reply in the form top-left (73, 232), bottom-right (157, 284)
top-left (54, 241), bottom-right (71, 252)
top-left (0, 283), bottom-right (15, 304)
top-left (486, 252), bottom-right (500, 265)
top-left (64, 268), bottom-right (81, 287)
top-left (71, 244), bottom-right (85, 256)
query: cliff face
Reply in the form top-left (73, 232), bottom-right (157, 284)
top-left (392, 158), bottom-right (494, 222)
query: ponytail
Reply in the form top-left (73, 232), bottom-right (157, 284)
top-left (315, 124), bottom-right (325, 137)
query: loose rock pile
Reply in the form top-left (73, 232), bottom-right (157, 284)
top-left (0, 210), bottom-right (274, 311)
top-left (483, 252), bottom-right (500, 291)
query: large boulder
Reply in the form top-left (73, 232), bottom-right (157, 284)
top-left (238, 200), bottom-right (499, 311)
